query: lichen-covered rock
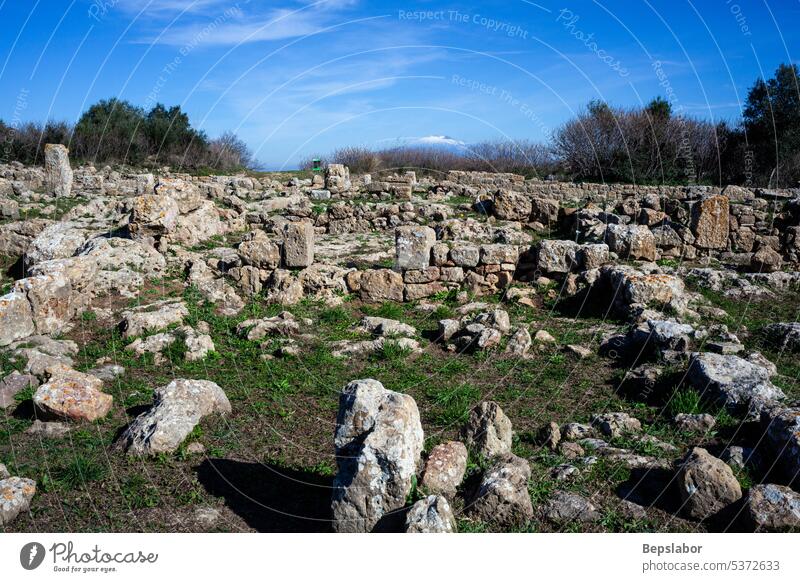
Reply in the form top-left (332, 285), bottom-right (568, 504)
top-left (466, 453), bottom-right (533, 526)
top-left (128, 194), bottom-right (180, 242)
top-left (119, 300), bottom-right (189, 339)
top-left (591, 412), bottom-right (641, 438)
top-left (115, 379), bottom-right (231, 455)
top-left (420, 441), bottom-right (468, 497)
top-left (674, 413), bottom-right (716, 433)
top-left (282, 221), bottom-right (314, 267)
top-left (505, 326), bottom-right (532, 355)
top-left (688, 352), bottom-right (784, 416)
top-left (745, 484), bottom-right (800, 531)
top-left (542, 491), bottom-right (599, 525)
top-left (691, 194), bottom-right (729, 249)
top-left (359, 269), bottom-right (404, 303)
top-left (44, 143), bottom-right (73, 198)
top-left (395, 225), bottom-right (436, 271)
top-left (0, 291), bottom-right (35, 347)
top-left (0, 476), bottom-right (36, 525)
top-left (0, 371), bottom-right (38, 409)
top-left (33, 366), bottom-right (112, 422)
top-left (677, 447), bottom-right (742, 520)
top-left (606, 224), bottom-right (657, 261)
top-left (493, 190), bottom-right (531, 221)
top-left (462, 401), bottom-right (513, 458)
top-left (332, 379), bottom-right (423, 532)
top-left (359, 316), bottom-right (416, 338)
top-left (537, 239), bottom-right (579, 274)
top-left (405, 495), bottom-right (456, 533)
top-left (237, 230), bottom-right (281, 269)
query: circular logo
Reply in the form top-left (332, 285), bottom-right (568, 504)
top-left (20, 542), bottom-right (46, 570)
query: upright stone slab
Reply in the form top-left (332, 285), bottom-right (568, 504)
top-left (395, 225), bottom-right (436, 271)
top-left (332, 379), bottom-right (423, 532)
top-left (691, 194), bottom-right (730, 249)
top-left (282, 222), bottom-right (314, 268)
top-left (44, 144), bottom-right (73, 198)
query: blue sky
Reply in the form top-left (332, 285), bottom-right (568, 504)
top-left (0, 0), bottom-right (798, 169)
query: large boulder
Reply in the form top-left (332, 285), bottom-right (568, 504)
top-left (237, 230), bottom-right (281, 269)
top-left (691, 194), bottom-right (729, 249)
top-left (44, 143), bottom-right (73, 198)
top-left (461, 401), bottom-right (513, 458)
top-left (677, 447), bottom-right (742, 520)
top-left (24, 221), bottom-right (92, 267)
top-left (688, 352), bottom-right (784, 416)
top-left (13, 274), bottom-right (75, 335)
top-left (332, 379), bottom-right (423, 532)
top-left (466, 453), bottom-right (533, 526)
top-left (395, 225), bottom-right (436, 271)
top-left (115, 379), bottom-right (231, 455)
top-left (745, 484), bottom-right (800, 531)
top-left (33, 366), bottom-right (112, 422)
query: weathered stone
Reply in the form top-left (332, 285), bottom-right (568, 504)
top-left (359, 316), bottom-right (416, 338)
top-left (0, 476), bottom-right (36, 525)
top-left (449, 243), bottom-right (480, 267)
top-left (674, 413), bottom-right (716, 433)
top-left (751, 246), bottom-right (783, 273)
top-left (405, 495), bottom-right (456, 533)
top-left (0, 371), bottom-right (38, 409)
top-left (591, 412), bottom-right (641, 438)
top-left (745, 484), bottom-right (800, 531)
top-left (395, 225), bottom-right (436, 270)
top-left (332, 379), bottom-right (423, 532)
top-left (677, 447), bottom-right (742, 520)
top-left (13, 274), bottom-right (74, 335)
top-left (688, 352), bottom-right (784, 416)
top-left (505, 327), bottom-right (532, 355)
top-left (462, 401), bottom-right (513, 458)
top-left (691, 195), bottom-right (729, 249)
top-left (542, 491), bottom-right (599, 525)
top-left (120, 300), bottom-right (189, 339)
top-left (44, 143), bottom-right (73, 198)
top-left (359, 269), bottom-right (404, 303)
top-left (237, 230), bottom-right (281, 269)
top-left (538, 239), bottom-right (579, 274)
top-left (33, 366), bottom-right (112, 422)
top-left (466, 453), bottom-right (533, 526)
top-left (116, 379), bottom-right (231, 455)
top-left (282, 221), bottom-right (314, 267)
top-left (493, 190), bottom-right (531, 221)
top-left (606, 224), bottom-right (657, 261)
top-left (0, 291), bottom-right (35, 347)
top-left (128, 194), bottom-right (180, 241)
top-left (420, 441), bottom-right (468, 497)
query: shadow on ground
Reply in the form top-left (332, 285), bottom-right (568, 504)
top-left (195, 458), bottom-right (334, 532)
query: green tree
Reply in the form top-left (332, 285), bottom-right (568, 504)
top-left (743, 63), bottom-right (800, 186)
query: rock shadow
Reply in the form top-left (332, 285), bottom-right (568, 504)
top-left (195, 458), bottom-right (333, 532)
